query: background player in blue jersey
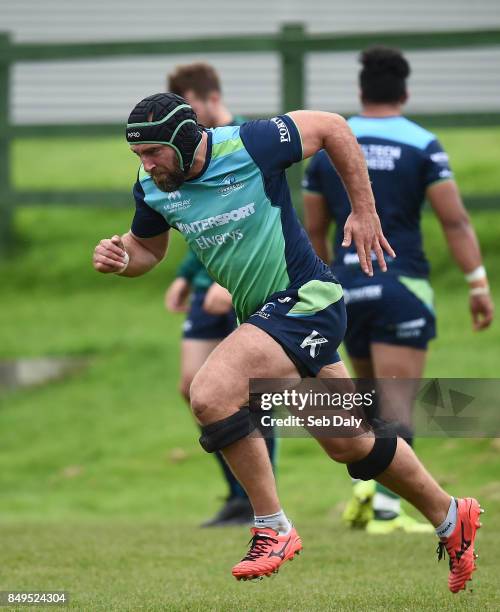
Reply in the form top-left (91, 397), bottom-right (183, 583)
top-left (303, 47), bottom-right (494, 535)
top-left (163, 63), bottom-right (276, 527)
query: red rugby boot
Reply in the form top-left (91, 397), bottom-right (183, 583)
top-left (232, 526), bottom-right (302, 581)
top-left (437, 497), bottom-right (483, 593)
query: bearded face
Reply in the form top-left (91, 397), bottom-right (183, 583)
top-left (150, 161), bottom-right (185, 192)
top-left (131, 144), bottom-right (186, 192)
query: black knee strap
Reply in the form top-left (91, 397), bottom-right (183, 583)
top-left (199, 408), bottom-right (256, 453)
top-left (395, 423), bottom-right (414, 448)
top-left (347, 435), bottom-right (398, 480)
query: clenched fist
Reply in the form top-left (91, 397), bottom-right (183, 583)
top-left (93, 235), bottom-right (129, 274)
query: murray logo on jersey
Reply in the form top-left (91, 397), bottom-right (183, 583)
top-left (167, 191), bottom-right (181, 200)
top-left (163, 190), bottom-right (191, 212)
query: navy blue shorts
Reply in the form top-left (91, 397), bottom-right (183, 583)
top-left (182, 290), bottom-right (237, 340)
top-left (334, 270), bottom-right (436, 358)
top-left (245, 278), bottom-right (347, 376)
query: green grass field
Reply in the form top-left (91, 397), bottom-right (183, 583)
top-left (1, 127), bottom-right (500, 610)
top-left (12, 126), bottom-right (500, 194)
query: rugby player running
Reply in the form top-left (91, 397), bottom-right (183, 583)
top-left (164, 63), bottom-right (277, 527)
top-left (93, 92), bottom-right (483, 592)
top-left (303, 47), bottom-right (494, 535)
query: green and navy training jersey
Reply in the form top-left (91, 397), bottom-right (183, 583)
top-left (175, 115), bottom-right (246, 292)
top-left (303, 116), bottom-right (453, 278)
top-left (131, 115), bottom-right (333, 322)
top-left (175, 248), bottom-right (212, 291)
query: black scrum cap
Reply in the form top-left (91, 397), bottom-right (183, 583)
top-left (126, 93), bottom-right (203, 173)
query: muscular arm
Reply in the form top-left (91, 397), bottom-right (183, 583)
top-left (93, 230), bottom-right (168, 277)
top-left (303, 192), bottom-right (332, 264)
top-left (120, 231), bottom-right (168, 276)
top-left (428, 180), bottom-right (482, 274)
top-left (289, 111), bottom-right (375, 211)
top-left (428, 179), bottom-right (493, 330)
top-left (288, 110), bottom-right (394, 275)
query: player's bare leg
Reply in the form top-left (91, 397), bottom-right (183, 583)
top-left (179, 339), bottom-right (220, 403)
top-left (180, 338), bottom-right (255, 525)
top-left (190, 324), bottom-right (300, 516)
top-left (317, 361), bottom-right (482, 592)
top-left (190, 323), bottom-right (303, 580)
top-left (191, 327), bottom-right (480, 589)
top-left (376, 438), bottom-right (483, 592)
top-left (317, 361), bottom-right (449, 525)
top-left (368, 343), bottom-right (433, 532)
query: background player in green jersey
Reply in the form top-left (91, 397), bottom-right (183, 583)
top-left (303, 47), bottom-right (494, 535)
top-left (164, 63), bottom-right (277, 526)
top-left (93, 94), bottom-right (482, 591)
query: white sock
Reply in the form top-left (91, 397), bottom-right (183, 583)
top-left (254, 509), bottom-right (291, 535)
top-left (373, 491), bottom-right (401, 515)
top-left (435, 497), bottom-right (457, 539)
